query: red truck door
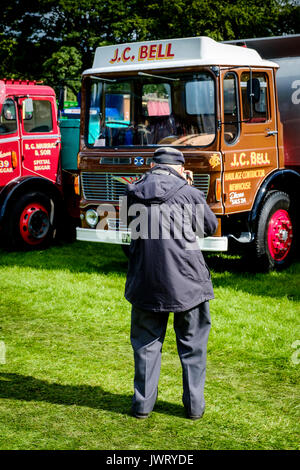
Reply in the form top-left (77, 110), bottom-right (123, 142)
top-left (20, 96), bottom-right (61, 183)
top-left (0, 97), bottom-right (21, 186)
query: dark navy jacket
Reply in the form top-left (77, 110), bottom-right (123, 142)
top-left (124, 165), bottom-right (218, 312)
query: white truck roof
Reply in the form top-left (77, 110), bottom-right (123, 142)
top-left (83, 36), bottom-right (278, 76)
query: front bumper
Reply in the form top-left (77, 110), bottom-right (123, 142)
top-left (76, 227), bottom-right (228, 251)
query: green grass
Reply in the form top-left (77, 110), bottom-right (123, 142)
top-left (0, 241), bottom-right (299, 450)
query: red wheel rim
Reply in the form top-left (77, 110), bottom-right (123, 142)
top-left (267, 209), bottom-right (293, 261)
top-left (19, 203), bottom-right (50, 245)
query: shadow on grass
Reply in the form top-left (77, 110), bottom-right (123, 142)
top-left (205, 249), bottom-right (300, 274)
top-left (0, 241), bottom-right (129, 276)
top-left (204, 252), bottom-right (300, 302)
top-left (0, 372), bottom-right (185, 419)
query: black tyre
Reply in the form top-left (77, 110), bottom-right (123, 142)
top-left (5, 192), bottom-right (56, 250)
top-left (255, 191), bottom-right (295, 271)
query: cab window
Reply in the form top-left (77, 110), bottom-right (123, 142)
top-left (87, 81), bottom-right (132, 146)
top-left (241, 72), bottom-right (268, 123)
top-left (23, 100), bottom-right (53, 133)
top-left (0, 99), bottom-right (17, 135)
top-left (86, 72), bottom-right (216, 147)
top-left (142, 83), bottom-right (171, 116)
top-left (223, 72), bottom-right (240, 144)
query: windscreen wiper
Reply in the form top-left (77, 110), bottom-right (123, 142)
top-left (90, 75), bottom-right (116, 82)
top-left (138, 72), bottom-right (179, 81)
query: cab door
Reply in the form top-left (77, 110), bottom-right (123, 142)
top-left (221, 68), bottom-right (278, 213)
top-left (0, 97), bottom-right (21, 187)
top-left (20, 96), bottom-right (61, 183)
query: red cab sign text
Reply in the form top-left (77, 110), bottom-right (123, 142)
top-left (109, 43), bottom-right (175, 64)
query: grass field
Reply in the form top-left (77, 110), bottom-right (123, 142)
top-left (0, 241), bottom-right (299, 450)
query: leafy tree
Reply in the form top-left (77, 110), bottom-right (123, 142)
top-left (0, 34), bottom-right (17, 79)
top-left (42, 46), bottom-right (82, 95)
top-left (133, 0), bottom-right (300, 41)
top-left (0, 0), bottom-right (299, 91)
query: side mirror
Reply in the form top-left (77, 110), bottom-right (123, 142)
top-left (247, 78), bottom-right (260, 103)
top-left (22, 98), bottom-right (33, 120)
top-left (3, 106), bottom-right (14, 120)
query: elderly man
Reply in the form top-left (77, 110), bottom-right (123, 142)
top-left (124, 147), bottom-right (218, 419)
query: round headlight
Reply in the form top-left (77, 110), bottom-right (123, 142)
top-left (85, 209), bottom-right (99, 227)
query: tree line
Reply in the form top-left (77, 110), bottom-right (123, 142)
top-left (1, 0), bottom-right (299, 95)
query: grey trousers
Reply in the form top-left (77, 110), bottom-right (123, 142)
top-left (130, 301), bottom-right (211, 416)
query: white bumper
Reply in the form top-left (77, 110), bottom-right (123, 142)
top-left (76, 228), bottom-right (228, 251)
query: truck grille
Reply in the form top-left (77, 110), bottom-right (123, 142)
top-left (193, 174), bottom-right (210, 197)
top-left (81, 172), bottom-right (210, 201)
top-left (81, 172), bottom-right (140, 201)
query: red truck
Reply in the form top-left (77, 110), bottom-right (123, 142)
top-left (0, 79), bottom-right (79, 249)
top-left (75, 35), bottom-right (300, 270)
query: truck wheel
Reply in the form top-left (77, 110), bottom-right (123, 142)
top-left (255, 191), bottom-right (295, 271)
top-left (6, 192), bottom-right (55, 250)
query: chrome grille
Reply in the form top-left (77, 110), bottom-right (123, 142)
top-left (81, 172), bottom-right (140, 201)
top-left (81, 172), bottom-right (210, 201)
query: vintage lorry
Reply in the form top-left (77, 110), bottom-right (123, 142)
top-left (0, 79), bottom-right (80, 248)
top-left (75, 35), bottom-right (300, 270)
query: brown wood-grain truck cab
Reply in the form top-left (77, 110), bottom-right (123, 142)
top-left (76, 36), bottom-right (300, 270)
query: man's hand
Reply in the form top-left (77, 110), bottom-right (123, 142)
top-left (183, 170), bottom-right (194, 185)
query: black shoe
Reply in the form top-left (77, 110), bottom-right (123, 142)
top-left (132, 411), bottom-right (150, 419)
top-left (186, 410), bottom-right (205, 420)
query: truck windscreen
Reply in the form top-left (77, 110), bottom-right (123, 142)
top-left (86, 72), bottom-right (216, 148)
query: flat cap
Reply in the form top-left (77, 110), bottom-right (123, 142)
top-left (153, 147), bottom-right (185, 165)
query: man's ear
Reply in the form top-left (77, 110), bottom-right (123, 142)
top-left (150, 162), bottom-right (155, 168)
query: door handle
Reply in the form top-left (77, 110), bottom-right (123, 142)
top-left (266, 130), bottom-right (278, 136)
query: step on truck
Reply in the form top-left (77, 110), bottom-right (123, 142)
top-left (76, 35), bottom-right (300, 270)
top-left (0, 79), bottom-right (80, 249)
